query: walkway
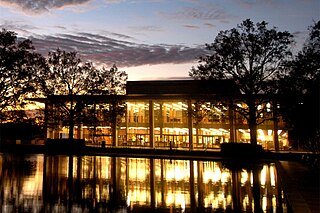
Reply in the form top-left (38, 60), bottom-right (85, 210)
top-left (277, 160), bottom-right (319, 213)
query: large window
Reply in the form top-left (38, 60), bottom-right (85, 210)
top-left (126, 101), bottom-right (150, 146)
top-left (154, 101), bottom-right (189, 148)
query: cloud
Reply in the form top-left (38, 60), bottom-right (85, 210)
top-left (129, 25), bottom-right (163, 32)
top-left (53, 25), bottom-right (68, 30)
top-left (292, 30), bottom-right (306, 38)
top-left (204, 23), bottom-right (215, 28)
top-left (0, 20), bottom-right (39, 35)
top-left (28, 32), bottom-right (207, 67)
top-left (235, 0), bottom-right (280, 9)
top-left (0, 0), bottom-right (92, 13)
top-left (183, 25), bottom-right (200, 29)
top-left (159, 3), bottom-right (234, 22)
top-left (0, 0), bottom-right (167, 14)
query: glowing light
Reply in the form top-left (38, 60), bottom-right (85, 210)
top-left (238, 129), bottom-right (246, 133)
top-left (165, 191), bottom-right (187, 208)
top-left (260, 166), bottom-right (266, 186)
top-left (203, 167), bottom-right (221, 183)
top-left (165, 164), bottom-right (188, 181)
top-left (270, 165), bottom-right (276, 186)
top-left (258, 129), bottom-right (266, 141)
top-left (266, 102), bottom-right (271, 112)
top-left (128, 189), bottom-right (148, 204)
top-left (219, 128), bottom-right (229, 133)
top-left (221, 171), bottom-right (230, 183)
top-left (262, 196), bottom-right (267, 211)
top-left (241, 171), bottom-right (248, 184)
top-left (127, 196), bottom-right (130, 207)
top-left (22, 156), bottom-right (44, 196)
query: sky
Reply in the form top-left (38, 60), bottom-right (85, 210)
top-left (0, 0), bottom-right (319, 81)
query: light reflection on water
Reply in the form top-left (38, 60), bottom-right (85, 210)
top-left (0, 153), bottom-right (288, 212)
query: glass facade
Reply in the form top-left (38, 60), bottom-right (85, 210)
top-left (154, 101), bottom-right (189, 148)
top-left (46, 98), bottom-right (288, 150)
top-left (125, 101), bottom-right (150, 146)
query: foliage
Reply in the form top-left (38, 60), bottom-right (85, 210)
top-left (192, 100), bottom-right (228, 125)
top-left (31, 48), bottom-right (128, 139)
top-left (31, 49), bottom-right (127, 97)
top-left (190, 19), bottom-right (293, 93)
top-left (278, 20), bottom-right (320, 149)
top-left (101, 100), bottom-right (127, 126)
top-left (0, 29), bottom-right (38, 122)
top-left (88, 64), bottom-right (127, 95)
top-left (190, 19), bottom-right (294, 145)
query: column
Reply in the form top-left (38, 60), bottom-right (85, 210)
top-left (273, 100), bottom-right (280, 151)
top-left (228, 102), bottom-right (236, 143)
top-left (188, 99), bottom-right (193, 150)
top-left (44, 100), bottom-right (49, 139)
top-left (77, 124), bottom-right (83, 139)
top-left (112, 123), bottom-right (118, 147)
top-left (110, 157), bottom-right (120, 206)
top-left (160, 159), bottom-right (165, 206)
top-left (265, 165), bottom-right (273, 212)
top-left (252, 165), bottom-right (262, 213)
top-left (231, 170), bottom-right (241, 211)
top-left (125, 106), bottom-right (128, 145)
top-left (150, 159), bottom-right (156, 208)
top-left (197, 161), bottom-right (204, 211)
top-left (46, 101), bottom-right (55, 139)
top-left (189, 160), bottom-right (196, 212)
top-left (149, 100), bottom-right (155, 148)
top-left (159, 103), bottom-right (163, 147)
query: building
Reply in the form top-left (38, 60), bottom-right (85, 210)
top-left (38, 80), bottom-right (289, 150)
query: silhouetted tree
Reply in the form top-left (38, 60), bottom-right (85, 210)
top-left (278, 20), bottom-right (320, 151)
top-left (190, 19), bottom-right (293, 145)
top-left (32, 49), bottom-right (127, 140)
top-left (0, 29), bottom-right (37, 122)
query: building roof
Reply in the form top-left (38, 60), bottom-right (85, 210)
top-left (28, 80), bottom-right (241, 103)
top-left (126, 80), bottom-right (240, 97)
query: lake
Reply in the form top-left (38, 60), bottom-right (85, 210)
top-left (0, 153), bottom-right (288, 212)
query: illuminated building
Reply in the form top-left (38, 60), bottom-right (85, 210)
top-left (39, 80), bottom-right (289, 150)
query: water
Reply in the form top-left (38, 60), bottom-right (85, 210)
top-left (0, 153), bottom-right (288, 212)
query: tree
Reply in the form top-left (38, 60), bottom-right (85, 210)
top-left (32, 49), bottom-right (127, 140)
top-left (0, 29), bottom-right (37, 122)
top-left (190, 19), bottom-right (293, 145)
top-left (278, 20), bottom-right (320, 151)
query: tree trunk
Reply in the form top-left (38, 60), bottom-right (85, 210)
top-left (248, 99), bottom-right (258, 146)
top-left (111, 121), bottom-right (117, 147)
top-left (252, 166), bottom-right (262, 212)
top-left (273, 100), bottom-right (280, 151)
top-left (69, 108), bottom-right (74, 141)
top-left (69, 120), bottom-right (74, 140)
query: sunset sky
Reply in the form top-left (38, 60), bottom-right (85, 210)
top-left (0, 0), bottom-right (319, 80)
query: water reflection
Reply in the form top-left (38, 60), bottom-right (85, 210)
top-left (0, 153), bottom-right (288, 212)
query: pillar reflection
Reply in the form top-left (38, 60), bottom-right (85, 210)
top-left (0, 153), bottom-right (285, 212)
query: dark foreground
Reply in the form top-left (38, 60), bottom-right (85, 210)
top-left (277, 161), bottom-right (319, 213)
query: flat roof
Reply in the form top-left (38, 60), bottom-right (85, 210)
top-left (126, 80), bottom-right (240, 96)
top-left (28, 80), bottom-right (242, 103)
